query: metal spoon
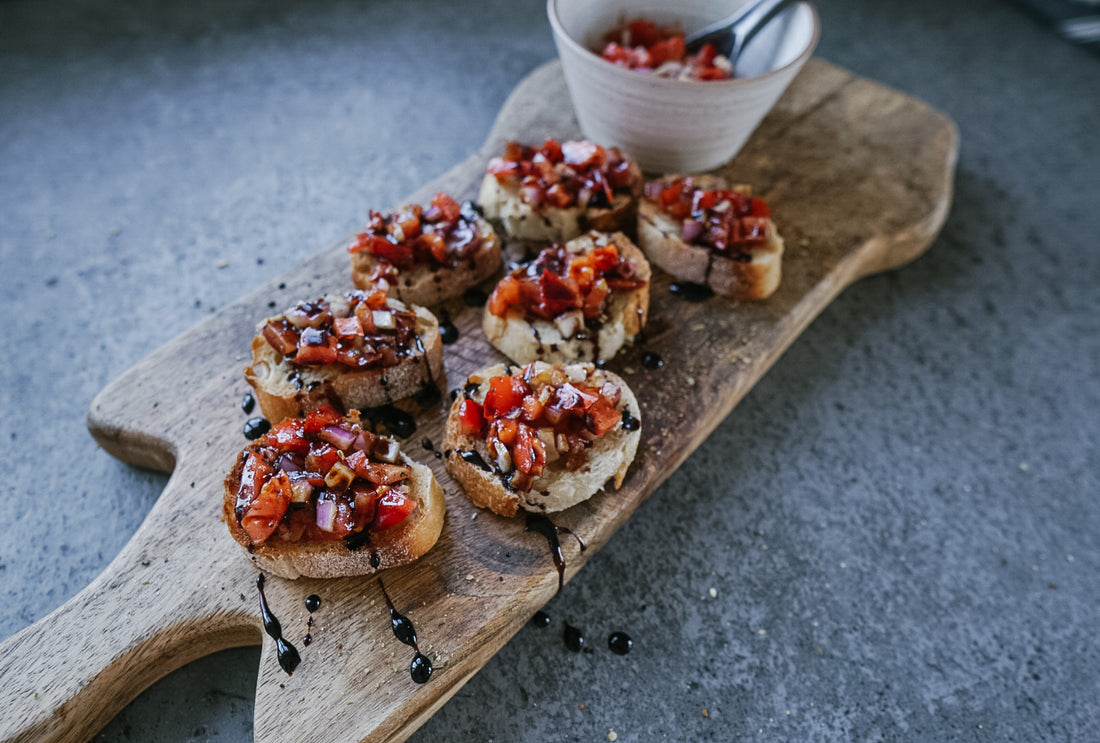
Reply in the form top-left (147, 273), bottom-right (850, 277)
top-left (684, 0), bottom-right (802, 61)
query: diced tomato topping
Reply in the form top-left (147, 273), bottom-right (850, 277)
top-left (366, 238), bottom-right (414, 269)
top-left (259, 419), bottom-right (310, 453)
top-left (305, 443), bottom-right (342, 476)
top-left (512, 424), bottom-right (546, 475)
top-left (304, 406), bottom-right (343, 433)
top-left (561, 140), bottom-right (604, 168)
top-left (262, 320), bottom-right (299, 355)
top-left (430, 192), bottom-right (462, 223)
top-left (372, 489), bottom-right (417, 531)
top-left (293, 334), bottom-right (337, 366)
top-left (345, 451), bottom-right (411, 485)
top-left (241, 472), bottom-right (292, 543)
top-left (333, 316), bottom-right (363, 338)
top-left (586, 397), bottom-right (622, 437)
top-left (493, 418), bottom-right (519, 447)
top-left (457, 398), bottom-right (485, 437)
top-left (648, 36), bottom-right (685, 66)
top-left (484, 376), bottom-right (529, 418)
top-left (647, 176), bottom-right (773, 253)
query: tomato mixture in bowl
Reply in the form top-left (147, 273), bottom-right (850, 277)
top-left (597, 18), bottom-right (732, 81)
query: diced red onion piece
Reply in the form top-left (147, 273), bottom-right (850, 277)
top-left (681, 218), bottom-right (704, 244)
top-left (318, 424), bottom-right (357, 451)
top-left (274, 453), bottom-right (302, 473)
top-left (315, 499), bottom-right (337, 532)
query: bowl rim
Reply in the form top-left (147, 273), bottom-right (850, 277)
top-left (547, 0), bottom-right (820, 89)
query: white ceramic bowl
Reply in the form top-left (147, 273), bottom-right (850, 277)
top-left (548, 0), bottom-right (820, 172)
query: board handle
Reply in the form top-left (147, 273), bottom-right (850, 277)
top-left (0, 466), bottom-right (258, 743)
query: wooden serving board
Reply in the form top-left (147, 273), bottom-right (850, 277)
top-left (0, 59), bottom-right (956, 743)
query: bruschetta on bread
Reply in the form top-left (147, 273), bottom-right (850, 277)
top-left (443, 361), bottom-right (640, 517)
top-left (349, 192), bottom-right (502, 306)
top-left (224, 406), bottom-right (445, 579)
top-left (483, 231), bottom-right (650, 364)
top-left (478, 138), bottom-right (643, 243)
top-left (245, 290), bottom-right (443, 423)
top-left (637, 175), bottom-right (785, 300)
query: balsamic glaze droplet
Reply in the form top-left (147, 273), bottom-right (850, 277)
top-left (462, 288), bottom-right (488, 307)
top-left (241, 390), bottom-right (256, 414)
top-left (410, 652), bottom-right (433, 684)
top-left (608, 631), bottom-right (633, 655)
top-left (525, 513), bottom-right (586, 593)
top-left (437, 309), bottom-right (459, 345)
top-left (458, 449), bottom-right (491, 472)
top-left (305, 594), bottom-right (321, 613)
top-left (563, 622), bottom-right (585, 652)
top-left (641, 352), bottom-right (664, 370)
top-left (421, 438), bottom-right (435, 452)
top-left (669, 281), bottom-right (714, 302)
top-left (530, 610), bottom-right (551, 629)
top-left (243, 417), bottom-right (272, 440)
top-left (364, 405), bottom-right (416, 438)
top-left (621, 409), bottom-right (640, 431)
top-left (412, 384), bottom-right (442, 408)
top-left (255, 575), bottom-right (300, 675)
top-left (343, 528), bottom-right (372, 552)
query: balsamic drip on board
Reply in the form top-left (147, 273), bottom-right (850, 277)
top-left (525, 513), bottom-right (587, 593)
top-left (303, 593), bottom-right (321, 646)
top-left (363, 404), bottom-right (416, 438)
top-left (437, 309), bottom-right (459, 345)
top-left (669, 281), bottom-right (714, 302)
top-left (243, 417), bottom-right (271, 440)
top-left (241, 390), bottom-right (256, 414)
top-left (641, 351), bottom-right (664, 370)
top-left (255, 575), bottom-right (301, 675)
top-left (378, 578), bottom-right (433, 684)
top-left (462, 287), bottom-right (488, 307)
top-left (530, 610), bottom-right (551, 628)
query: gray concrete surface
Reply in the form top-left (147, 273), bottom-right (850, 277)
top-left (1, 0), bottom-right (1097, 740)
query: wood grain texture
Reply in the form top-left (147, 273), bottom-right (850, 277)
top-left (0, 59), bottom-right (957, 743)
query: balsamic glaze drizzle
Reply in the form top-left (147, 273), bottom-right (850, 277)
top-left (530, 610), bottom-right (551, 628)
top-left (241, 390), bottom-right (256, 414)
top-left (669, 281), bottom-right (715, 302)
top-left (525, 513), bottom-right (587, 593)
top-left (458, 449), bottom-right (491, 472)
top-left (378, 578), bottom-right (433, 684)
top-left (255, 575), bottom-right (301, 675)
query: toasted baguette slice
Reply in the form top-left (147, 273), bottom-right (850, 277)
top-left (443, 362), bottom-right (641, 517)
top-left (245, 293), bottom-right (443, 424)
top-left (350, 205), bottom-right (502, 306)
top-left (224, 410), bottom-right (444, 579)
top-left (637, 175), bottom-right (784, 301)
top-left (483, 231), bottom-right (651, 364)
top-left (477, 138), bottom-right (643, 243)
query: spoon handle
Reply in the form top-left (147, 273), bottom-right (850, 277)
top-left (685, 0), bottom-right (799, 59)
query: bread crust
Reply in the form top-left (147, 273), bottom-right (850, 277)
top-left (244, 300), bottom-right (444, 423)
top-left (636, 175), bottom-right (784, 301)
top-left (442, 362), bottom-right (641, 517)
top-left (482, 232), bottom-right (651, 365)
top-left (223, 448), bottom-right (445, 580)
top-left (350, 215), bottom-right (502, 305)
top-left (476, 158), bottom-right (643, 243)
